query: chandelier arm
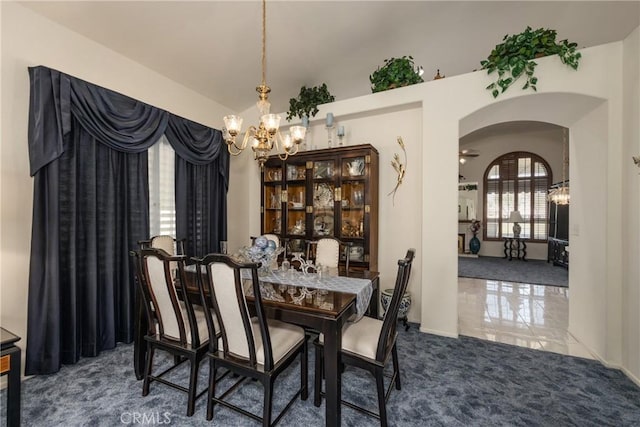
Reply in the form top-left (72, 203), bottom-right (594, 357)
top-left (232, 126), bottom-right (256, 153)
top-left (277, 152), bottom-right (289, 161)
top-left (273, 131), bottom-right (296, 158)
top-left (285, 141), bottom-right (299, 156)
top-left (227, 143), bottom-right (244, 156)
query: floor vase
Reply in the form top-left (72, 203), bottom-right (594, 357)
top-left (469, 235), bottom-right (481, 254)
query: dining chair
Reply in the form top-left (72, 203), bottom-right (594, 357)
top-left (193, 253), bottom-right (308, 426)
top-left (306, 236), bottom-right (352, 273)
top-left (152, 235), bottom-right (186, 255)
top-left (313, 248), bottom-right (415, 427)
top-left (130, 247), bottom-right (211, 416)
top-left (138, 235), bottom-right (186, 259)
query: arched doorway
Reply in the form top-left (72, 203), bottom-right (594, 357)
top-left (420, 89), bottom-right (616, 364)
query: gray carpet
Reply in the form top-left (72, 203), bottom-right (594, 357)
top-left (2, 327), bottom-right (639, 426)
top-left (459, 256), bottom-right (568, 287)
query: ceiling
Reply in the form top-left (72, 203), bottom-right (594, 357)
top-left (20, 1), bottom-right (640, 115)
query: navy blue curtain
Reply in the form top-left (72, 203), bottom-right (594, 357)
top-left (165, 116), bottom-right (228, 257)
top-left (26, 66), bottom-right (228, 375)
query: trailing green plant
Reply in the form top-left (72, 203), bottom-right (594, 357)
top-left (369, 56), bottom-right (424, 93)
top-left (286, 83), bottom-right (335, 121)
top-left (480, 26), bottom-right (581, 98)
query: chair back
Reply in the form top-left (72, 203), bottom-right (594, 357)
top-left (307, 237), bottom-right (351, 271)
top-left (131, 248), bottom-right (203, 346)
top-left (376, 249), bottom-right (415, 361)
top-left (151, 235), bottom-right (185, 256)
top-left (194, 254), bottom-right (276, 369)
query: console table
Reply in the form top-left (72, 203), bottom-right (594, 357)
top-left (1, 327), bottom-right (21, 427)
top-left (503, 238), bottom-right (527, 261)
top-left (548, 237), bottom-right (569, 268)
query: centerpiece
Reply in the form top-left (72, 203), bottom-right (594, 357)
top-left (238, 235), bottom-right (283, 275)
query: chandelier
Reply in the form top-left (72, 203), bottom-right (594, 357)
top-left (548, 127), bottom-right (570, 205)
top-left (222, 0), bottom-right (306, 168)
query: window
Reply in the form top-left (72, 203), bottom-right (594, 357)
top-left (484, 152), bottom-right (551, 241)
top-left (148, 136), bottom-right (176, 237)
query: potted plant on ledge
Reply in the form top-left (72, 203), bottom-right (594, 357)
top-left (369, 55), bottom-right (424, 93)
top-left (286, 83), bottom-right (335, 122)
top-left (480, 26), bottom-right (581, 98)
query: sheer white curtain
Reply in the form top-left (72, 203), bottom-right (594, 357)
top-left (148, 135), bottom-right (176, 237)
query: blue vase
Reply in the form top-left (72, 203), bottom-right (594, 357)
top-left (469, 236), bottom-right (481, 254)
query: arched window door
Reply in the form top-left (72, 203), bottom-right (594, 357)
top-left (484, 152), bottom-right (552, 242)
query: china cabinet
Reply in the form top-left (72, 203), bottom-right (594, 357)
top-left (261, 144), bottom-right (379, 272)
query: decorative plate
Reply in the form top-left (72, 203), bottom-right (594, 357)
top-left (314, 214), bottom-right (334, 236)
top-left (314, 183), bottom-right (334, 209)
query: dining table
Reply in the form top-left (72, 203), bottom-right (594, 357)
top-left (133, 265), bottom-right (379, 427)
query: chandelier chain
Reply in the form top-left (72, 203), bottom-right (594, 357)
top-left (221, 0), bottom-right (306, 168)
top-left (261, 0), bottom-right (266, 86)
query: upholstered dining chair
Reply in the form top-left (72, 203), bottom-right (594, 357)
top-left (138, 235), bottom-right (186, 255)
top-left (193, 253), bottom-right (308, 426)
top-left (313, 248), bottom-right (415, 427)
top-left (130, 247), bottom-right (210, 416)
top-left (306, 236), bottom-right (352, 273)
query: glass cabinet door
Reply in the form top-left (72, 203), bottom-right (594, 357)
top-left (262, 165), bottom-right (283, 234)
top-left (285, 162), bottom-right (307, 237)
top-left (263, 184), bottom-right (282, 234)
top-left (312, 160), bottom-right (336, 237)
top-left (340, 155), bottom-right (367, 262)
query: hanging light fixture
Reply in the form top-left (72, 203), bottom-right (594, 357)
top-left (548, 128), bottom-right (570, 205)
top-left (222, 0), bottom-right (306, 168)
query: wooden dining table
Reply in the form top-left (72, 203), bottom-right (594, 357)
top-left (133, 266), bottom-right (379, 427)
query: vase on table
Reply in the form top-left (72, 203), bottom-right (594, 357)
top-left (469, 234), bottom-right (481, 254)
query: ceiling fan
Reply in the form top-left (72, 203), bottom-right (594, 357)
top-left (459, 149), bottom-right (479, 164)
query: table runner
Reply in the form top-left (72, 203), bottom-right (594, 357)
top-left (241, 269), bottom-right (372, 321)
top-left (185, 265), bottom-right (371, 321)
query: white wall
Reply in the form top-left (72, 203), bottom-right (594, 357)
top-left (0, 2), bottom-right (232, 373)
top-left (621, 26), bottom-right (640, 384)
top-left (458, 126), bottom-right (564, 259)
top-left (569, 104), bottom-right (609, 360)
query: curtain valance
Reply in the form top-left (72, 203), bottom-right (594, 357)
top-left (28, 66), bottom-right (227, 181)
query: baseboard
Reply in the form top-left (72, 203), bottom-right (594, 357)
top-left (458, 253), bottom-right (478, 258)
top-left (418, 326), bottom-right (458, 339)
top-left (621, 366), bottom-right (640, 388)
top-left (571, 340), bottom-right (640, 388)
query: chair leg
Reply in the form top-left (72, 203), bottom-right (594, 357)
top-left (301, 342), bottom-right (308, 401)
top-left (206, 358), bottom-right (216, 421)
top-left (313, 344), bottom-right (323, 407)
top-left (392, 343), bottom-right (401, 390)
top-left (375, 366), bottom-right (388, 427)
top-left (186, 355), bottom-right (198, 417)
top-left (263, 378), bottom-right (274, 427)
top-left (142, 344), bottom-right (155, 396)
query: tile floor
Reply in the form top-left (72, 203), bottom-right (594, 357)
top-left (458, 277), bottom-right (594, 359)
